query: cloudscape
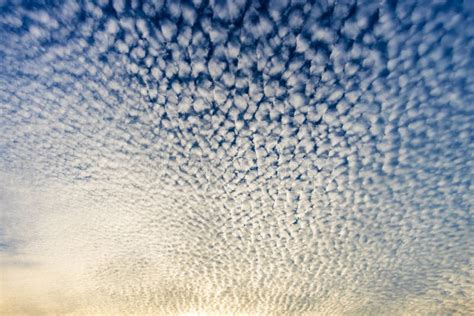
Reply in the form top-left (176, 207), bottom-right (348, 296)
top-left (0, 0), bottom-right (473, 315)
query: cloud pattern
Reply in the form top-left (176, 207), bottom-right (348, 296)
top-left (0, 0), bottom-right (473, 314)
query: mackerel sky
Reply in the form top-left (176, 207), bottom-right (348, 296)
top-left (0, 0), bottom-right (473, 315)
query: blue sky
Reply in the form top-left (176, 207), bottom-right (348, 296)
top-left (0, 0), bottom-right (473, 315)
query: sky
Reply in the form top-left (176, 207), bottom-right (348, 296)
top-left (0, 0), bottom-right (473, 315)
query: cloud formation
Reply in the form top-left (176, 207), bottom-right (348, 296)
top-left (0, 0), bottom-right (473, 314)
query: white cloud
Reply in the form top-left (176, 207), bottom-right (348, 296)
top-left (0, 0), bottom-right (473, 315)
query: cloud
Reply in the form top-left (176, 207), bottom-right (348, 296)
top-left (0, 0), bottom-right (473, 315)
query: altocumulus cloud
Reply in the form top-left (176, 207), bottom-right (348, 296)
top-left (0, 0), bottom-right (473, 315)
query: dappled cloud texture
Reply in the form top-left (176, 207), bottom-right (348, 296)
top-left (0, 0), bottom-right (473, 315)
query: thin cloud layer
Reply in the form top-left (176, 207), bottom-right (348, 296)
top-left (0, 0), bottom-right (473, 315)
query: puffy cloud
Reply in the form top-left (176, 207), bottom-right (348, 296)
top-left (0, 0), bottom-right (473, 315)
